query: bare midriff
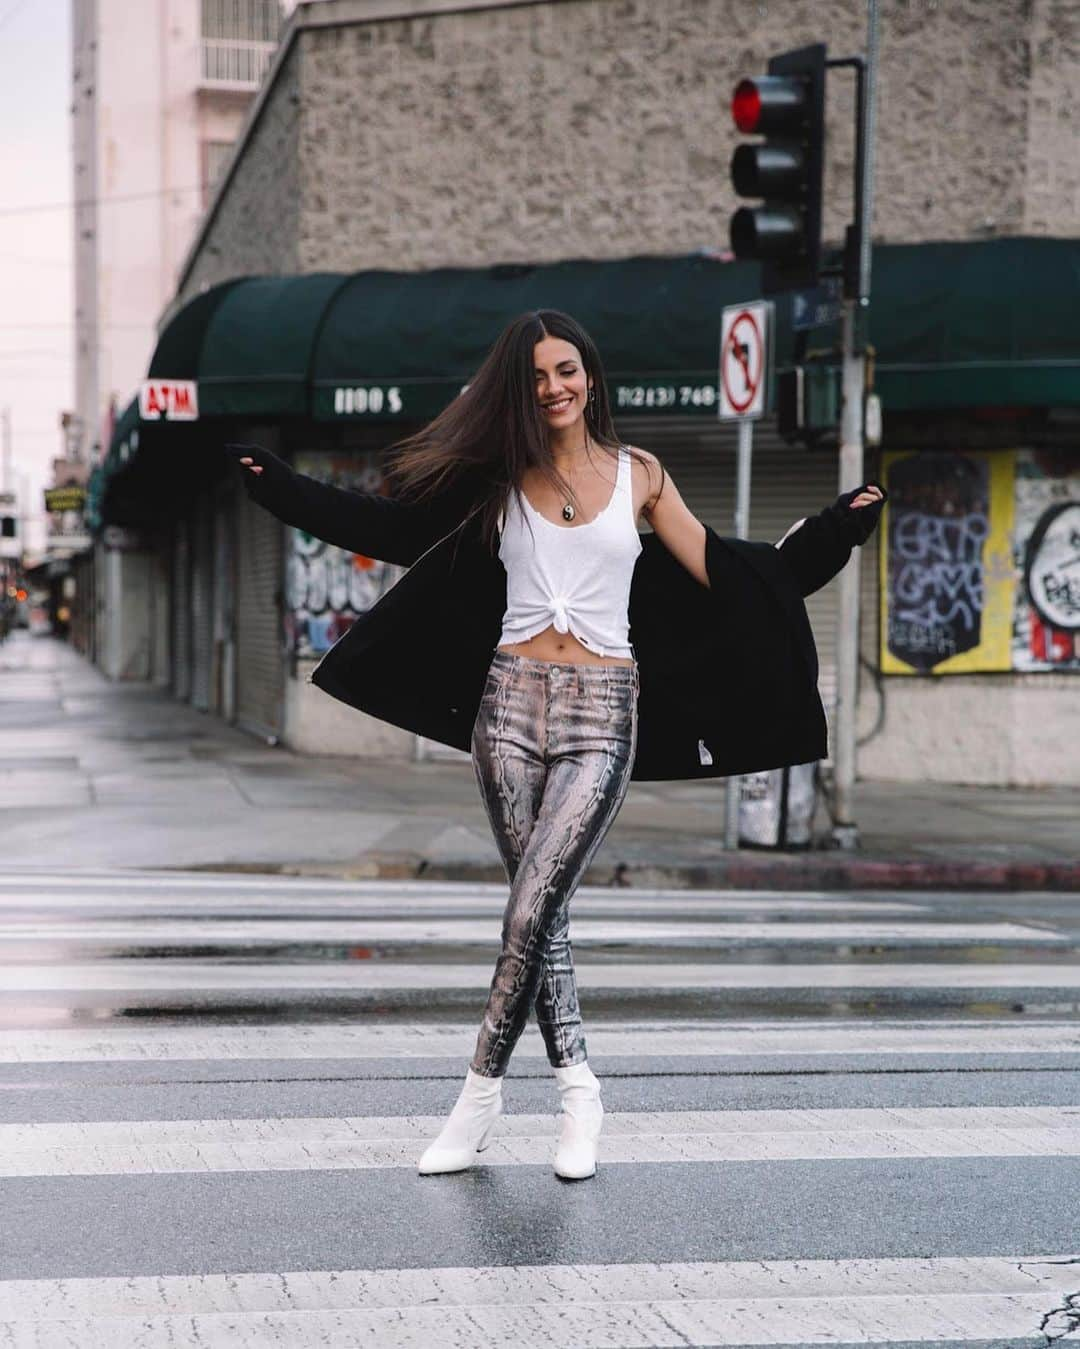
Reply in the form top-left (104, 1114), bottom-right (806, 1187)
top-left (496, 628), bottom-right (635, 668)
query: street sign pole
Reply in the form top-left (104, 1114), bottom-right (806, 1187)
top-left (723, 413), bottom-right (754, 850)
top-left (719, 301), bottom-right (771, 850)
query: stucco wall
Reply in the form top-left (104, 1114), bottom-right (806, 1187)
top-left (178, 0), bottom-right (1080, 300)
top-left (284, 658), bottom-right (418, 758)
top-left (1024, 0), bottom-right (1080, 233)
top-left (857, 675), bottom-right (1080, 787)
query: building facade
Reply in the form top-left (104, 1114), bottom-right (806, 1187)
top-left (98, 0), bottom-right (1080, 786)
top-left (73, 0), bottom-right (285, 462)
top-left (70, 0), bottom-right (286, 680)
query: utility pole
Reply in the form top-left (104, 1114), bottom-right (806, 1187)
top-left (831, 0), bottom-right (879, 848)
top-left (1, 407), bottom-right (12, 495)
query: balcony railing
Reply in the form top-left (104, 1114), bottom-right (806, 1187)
top-left (200, 38), bottom-right (276, 90)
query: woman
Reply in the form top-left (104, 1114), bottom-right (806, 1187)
top-left (227, 309), bottom-right (884, 1183)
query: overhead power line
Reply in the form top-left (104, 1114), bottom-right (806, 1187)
top-left (0, 184), bottom-right (205, 218)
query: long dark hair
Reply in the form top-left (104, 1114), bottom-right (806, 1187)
top-left (384, 309), bottom-right (640, 554)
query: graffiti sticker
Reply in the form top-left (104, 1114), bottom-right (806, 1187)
top-left (1024, 501), bottom-right (1080, 633)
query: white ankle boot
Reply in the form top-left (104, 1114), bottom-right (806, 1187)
top-left (553, 1060), bottom-right (603, 1180)
top-left (417, 1068), bottom-right (503, 1175)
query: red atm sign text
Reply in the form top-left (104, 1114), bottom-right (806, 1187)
top-left (140, 380), bottom-right (199, 421)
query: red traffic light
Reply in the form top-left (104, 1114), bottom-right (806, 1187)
top-left (732, 79), bottom-right (762, 133)
top-left (730, 74), bottom-right (808, 135)
top-left (727, 45), bottom-right (827, 289)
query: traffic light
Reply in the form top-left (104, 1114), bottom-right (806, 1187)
top-left (729, 44), bottom-right (827, 293)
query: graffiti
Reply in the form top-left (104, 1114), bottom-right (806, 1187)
top-left (882, 448), bottom-right (1078, 676)
top-left (286, 450), bottom-right (403, 658)
top-left (1012, 453), bottom-right (1080, 671)
top-left (890, 509), bottom-right (989, 639)
top-left (1027, 502), bottom-right (1080, 630)
top-left (883, 452), bottom-right (995, 674)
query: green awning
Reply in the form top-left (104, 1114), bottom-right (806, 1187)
top-left (138, 237), bottom-right (1080, 426)
top-left (149, 278), bottom-right (243, 380)
top-left (309, 255), bottom-right (768, 421)
top-left (199, 273), bottom-right (350, 416)
top-left (104, 396), bottom-right (141, 475)
top-left (868, 237), bottom-right (1080, 410)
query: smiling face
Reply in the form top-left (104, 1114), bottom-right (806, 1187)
top-left (534, 335), bottom-right (592, 433)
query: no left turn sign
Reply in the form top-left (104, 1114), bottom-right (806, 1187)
top-left (720, 301), bottom-right (771, 420)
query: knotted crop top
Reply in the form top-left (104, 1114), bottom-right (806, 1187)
top-left (496, 445), bottom-right (643, 658)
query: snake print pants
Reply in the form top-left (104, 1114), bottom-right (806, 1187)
top-left (469, 648), bottom-right (639, 1077)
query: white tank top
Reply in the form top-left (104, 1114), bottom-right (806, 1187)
top-left (497, 445), bottom-right (643, 658)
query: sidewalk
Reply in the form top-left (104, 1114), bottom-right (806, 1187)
top-left (2, 633), bottom-right (1076, 890)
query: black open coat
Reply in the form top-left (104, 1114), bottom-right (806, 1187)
top-left (230, 446), bottom-right (884, 782)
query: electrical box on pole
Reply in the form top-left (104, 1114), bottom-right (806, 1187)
top-left (728, 43), bottom-right (827, 295)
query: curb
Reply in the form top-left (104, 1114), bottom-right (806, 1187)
top-left (185, 853), bottom-right (1080, 892)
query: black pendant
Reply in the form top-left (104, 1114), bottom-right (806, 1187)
top-left (562, 502), bottom-right (575, 521)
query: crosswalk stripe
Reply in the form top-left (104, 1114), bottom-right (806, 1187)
top-left (0, 872), bottom-right (937, 902)
top-left (2, 1106), bottom-right (1078, 1177)
top-left (5, 961), bottom-right (1079, 993)
top-left (0, 1255), bottom-right (1075, 1345)
top-left (1, 1019), bottom-right (1076, 1062)
top-left (0, 890), bottom-right (930, 915)
top-left (0, 918), bottom-right (1062, 943)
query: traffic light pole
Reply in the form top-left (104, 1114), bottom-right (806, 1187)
top-left (830, 0), bottom-right (879, 849)
top-left (832, 303), bottom-right (866, 848)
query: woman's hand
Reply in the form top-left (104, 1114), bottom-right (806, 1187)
top-left (223, 443), bottom-right (268, 476)
top-left (849, 483), bottom-right (883, 509)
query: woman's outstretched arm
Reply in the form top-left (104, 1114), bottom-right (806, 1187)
top-left (633, 445), bottom-right (885, 596)
top-left (223, 443), bottom-right (471, 567)
top-left (776, 483), bottom-right (887, 596)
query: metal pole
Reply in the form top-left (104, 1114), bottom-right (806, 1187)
top-left (831, 0), bottom-right (879, 849)
top-left (832, 302), bottom-right (865, 847)
top-left (724, 416), bottom-right (754, 849)
top-left (1, 408), bottom-right (12, 495)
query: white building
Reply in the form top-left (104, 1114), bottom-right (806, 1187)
top-left (71, 0), bottom-right (285, 463)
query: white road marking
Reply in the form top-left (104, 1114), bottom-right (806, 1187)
top-left (0, 1019), bottom-right (1076, 1063)
top-left (0, 873), bottom-right (938, 901)
top-left (4, 961), bottom-right (1079, 992)
top-left (3, 1106), bottom-right (1079, 1177)
top-left (0, 889), bottom-right (929, 915)
top-left (0, 1254), bottom-right (1075, 1346)
top-left (0, 918), bottom-right (1062, 943)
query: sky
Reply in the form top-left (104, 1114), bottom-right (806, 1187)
top-left (0, 0), bottom-right (72, 559)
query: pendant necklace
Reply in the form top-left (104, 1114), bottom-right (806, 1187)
top-left (560, 434), bottom-right (589, 521)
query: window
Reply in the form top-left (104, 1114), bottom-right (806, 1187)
top-left (200, 0), bottom-right (281, 87)
top-left (201, 0), bottom-right (282, 42)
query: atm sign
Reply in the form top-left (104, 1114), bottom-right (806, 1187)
top-left (140, 380), bottom-right (199, 421)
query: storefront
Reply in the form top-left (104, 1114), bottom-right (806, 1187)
top-left (96, 239), bottom-right (1080, 783)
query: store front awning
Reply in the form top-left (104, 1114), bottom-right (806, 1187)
top-left (115, 235), bottom-right (1080, 460)
top-left (869, 237), bottom-right (1080, 410)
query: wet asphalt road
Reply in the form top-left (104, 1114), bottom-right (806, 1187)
top-left (0, 870), bottom-right (1078, 1348)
